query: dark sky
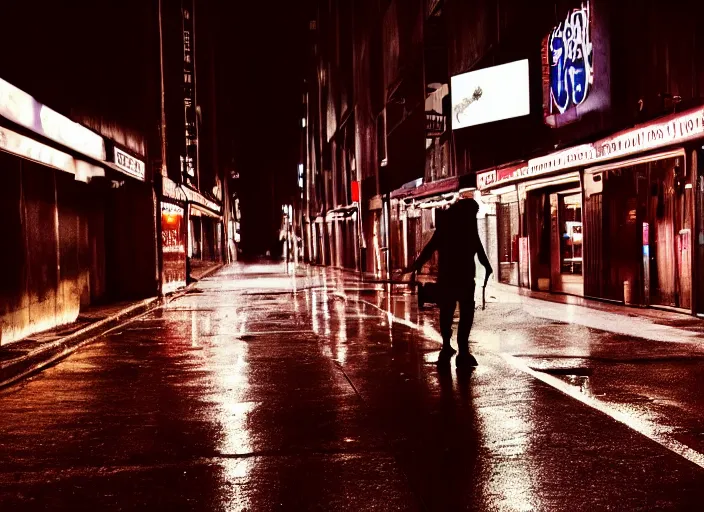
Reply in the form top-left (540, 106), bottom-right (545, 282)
top-left (216, 2), bottom-right (309, 255)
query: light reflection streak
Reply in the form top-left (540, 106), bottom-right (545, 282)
top-left (475, 365), bottom-right (540, 511)
top-left (208, 310), bottom-right (257, 510)
top-left (322, 292), bottom-right (331, 336)
top-left (311, 290), bottom-right (320, 335)
top-left (356, 301), bottom-right (365, 338)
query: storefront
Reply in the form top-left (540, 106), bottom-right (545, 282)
top-left (161, 176), bottom-right (223, 290)
top-left (477, 105), bottom-right (704, 314)
top-left (390, 176), bottom-right (460, 273)
top-left (583, 150), bottom-right (692, 309)
top-left (160, 201), bottom-right (187, 294)
top-left (325, 205), bottom-right (359, 271)
top-left (0, 78), bottom-right (157, 345)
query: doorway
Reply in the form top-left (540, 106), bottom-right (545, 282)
top-left (553, 190), bottom-right (584, 295)
top-left (645, 157), bottom-right (691, 309)
top-left (527, 181), bottom-right (584, 296)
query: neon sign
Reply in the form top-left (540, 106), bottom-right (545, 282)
top-left (548, 3), bottom-right (593, 115)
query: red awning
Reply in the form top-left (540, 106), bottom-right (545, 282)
top-left (390, 176), bottom-right (459, 200)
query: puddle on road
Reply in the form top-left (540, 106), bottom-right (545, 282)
top-left (517, 356), bottom-right (596, 398)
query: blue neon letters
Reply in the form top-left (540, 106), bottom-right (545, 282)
top-left (548, 3), bottom-right (593, 115)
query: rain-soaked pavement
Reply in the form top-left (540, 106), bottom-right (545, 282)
top-left (2, 262), bottom-right (704, 510)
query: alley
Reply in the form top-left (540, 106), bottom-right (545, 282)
top-left (2, 263), bottom-right (704, 510)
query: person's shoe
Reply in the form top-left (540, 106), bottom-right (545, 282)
top-left (436, 346), bottom-right (455, 367)
top-left (439, 345), bottom-right (457, 357)
top-left (456, 352), bottom-right (478, 368)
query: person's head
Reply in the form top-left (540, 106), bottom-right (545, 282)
top-left (451, 198), bottom-right (480, 217)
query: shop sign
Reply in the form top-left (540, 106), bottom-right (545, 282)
top-left (0, 77), bottom-right (106, 161)
top-left (547, 3), bottom-right (593, 116)
top-left (480, 106), bottom-right (704, 190)
top-left (477, 164), bottom-right (529, 191)
top-left (477, 170), bottom-right (497, 190)
top-left (497, 164), bottom-right (530, 181)
top-left (114, 147), bottom-right (145, 181)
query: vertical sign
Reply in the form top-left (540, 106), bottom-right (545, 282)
top-left (182, 1), bottom-right (198, 186)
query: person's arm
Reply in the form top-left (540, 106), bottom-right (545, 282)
top-left (475, 231), bottom-right (493, 285)
top-left (399, 231), bottom-right (439, 274)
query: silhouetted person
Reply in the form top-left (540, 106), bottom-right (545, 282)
top-left (400, 199), bottom-right (492, 368)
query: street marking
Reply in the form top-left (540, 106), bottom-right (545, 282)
top-left (339, 292), bottom-right (704, 471)
top-left (503, 353), bottom-right (704, 471)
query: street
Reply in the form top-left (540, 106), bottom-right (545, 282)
top-left (2, 262), bottom-right (704, 510)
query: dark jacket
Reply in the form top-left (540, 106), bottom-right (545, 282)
top-left (411, 200), bottom-right (492, 300)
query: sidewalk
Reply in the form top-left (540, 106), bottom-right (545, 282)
top-left (0, 263), bottom-right (225, 388)
top-left (0, 298), bottom-right (161, 388)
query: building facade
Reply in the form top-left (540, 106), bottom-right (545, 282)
top-left (302, 0), bottom-right (704, 315)
top-left (0, 0), bottom-right (229, 345)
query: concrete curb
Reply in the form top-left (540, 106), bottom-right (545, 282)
top-left (0, 296), bottom-right (164, 389)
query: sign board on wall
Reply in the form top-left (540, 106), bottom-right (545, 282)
top-left (546, 3), bottom-right (593, 116)
top-left (542, 1), bottom-right (611, 128)
top-left (113, 147), bottom-right (146, 181)
top-left (477, 105), bottom-right (704, 190)
top-left (451, 59), bottom-right (530, 130)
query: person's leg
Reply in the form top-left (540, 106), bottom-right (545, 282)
top-left (439, 299), bottom-right (457, 352)
top-left (456, 298), bottom-right (478, 367)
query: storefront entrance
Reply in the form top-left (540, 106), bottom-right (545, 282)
top-left (526, 179), bottom-right (584, 296)
top-left (584, 151), bottom-right (692, 309)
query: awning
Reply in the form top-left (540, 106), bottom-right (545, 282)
top-left (0, 124), bottom-right (104, 183)
top-left (390, 176), bottom-right (459, 201)
top-left (477, 105), bottom-right (704, 192)
top-left (162, 175), bottom-right (222, 216)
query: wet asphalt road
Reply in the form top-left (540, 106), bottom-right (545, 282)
top-left (1, 263), bottom-right (704, 510)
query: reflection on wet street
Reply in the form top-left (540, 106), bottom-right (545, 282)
top-left (1, 263), bottom-right (704, 510)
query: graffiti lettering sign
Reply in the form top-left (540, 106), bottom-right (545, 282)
top-left (547, 3), bottom-right (593, 115)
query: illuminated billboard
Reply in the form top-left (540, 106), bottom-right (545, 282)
top-left (451, 59), bottom-right (530, 130)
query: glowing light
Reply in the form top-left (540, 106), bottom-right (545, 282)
top-left (451, 59), bottom-right (530, 129)
top-left (0, 77), bottom-right (105, 160)
top-left (548, 3), bottom-right (594, 115)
